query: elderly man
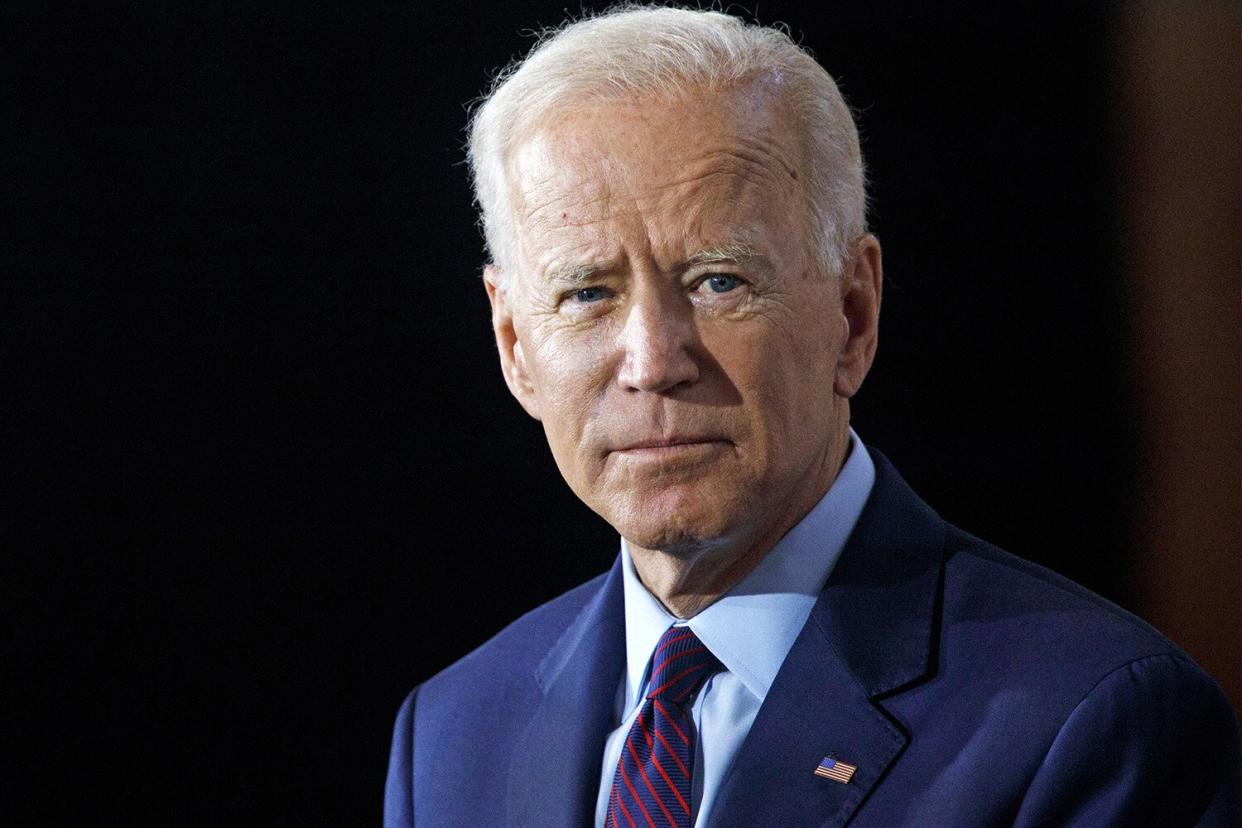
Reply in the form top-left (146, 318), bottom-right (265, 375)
top-left (385, 7), bottom-right (1238, 827)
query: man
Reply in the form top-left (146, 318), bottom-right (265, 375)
top-left (386, 7), bottom-right (1239, 826)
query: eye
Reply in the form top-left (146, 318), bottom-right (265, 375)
top-left (704, 274), bottom-right (742, 294)
top-left (572, 286), bottom-right (610, 303)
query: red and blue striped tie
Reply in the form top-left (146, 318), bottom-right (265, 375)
top-left (605, 625), bottom-right (723, 828)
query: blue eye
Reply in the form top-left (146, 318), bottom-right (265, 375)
top-left (574, 287), bottom-right (608, 303)
top-left (705, 274), bottom-right (741, 293)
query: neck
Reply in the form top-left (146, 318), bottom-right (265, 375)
top-left (628, 426), bottom-right (852, 619)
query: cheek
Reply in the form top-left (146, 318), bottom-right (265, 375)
top-left (782, 286), bottom-right (846, 382)
top-left (719, 318), bottom-right (842, 444)
top-left (526, 326), bottom-right (616, 454)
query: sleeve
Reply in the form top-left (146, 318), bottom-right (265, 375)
top-left (384, 687), bottom-right (419, 828)
top-left (1013, 653), bottom-right (1240, 827)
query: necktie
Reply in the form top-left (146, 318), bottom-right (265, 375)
top-left (606, 626), bottom-right (724, 828)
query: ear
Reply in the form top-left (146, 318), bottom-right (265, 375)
top-left (484, 265), bottom-right (542, 420)
top-left (833, 234), bottom-right (883, 398)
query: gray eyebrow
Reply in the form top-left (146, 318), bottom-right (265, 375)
top-left (685, 243), bottom-right (764, 267)
top-left (543, 262), bottom-right (603, 286)
top-left (541, 243), bottom-right (763, 285)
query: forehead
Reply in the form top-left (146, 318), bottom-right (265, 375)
top-left (506, 83), bottom-right (808, 268)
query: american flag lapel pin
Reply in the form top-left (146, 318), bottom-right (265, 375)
top-left (814, 755), bottom-right (857, 784)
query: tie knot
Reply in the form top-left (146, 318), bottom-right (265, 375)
top-left (646, 626), bottom-right (723, 702)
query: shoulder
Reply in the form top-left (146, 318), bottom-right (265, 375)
top-left (415, 569), bottom-right (611, 705)
top-left (941, 524), bottom-right (1181, 669)
top-left (1013, 647), bottom-right (1240, 825)
top-left (861, 448), bottom-right (1194, 693)
top-left (384, 569), bottom-right (617, 827)
top-left (955, 534), bottom-right (1242, 826)
top-left (936, 526), bottom-right (1239, 775)
top-left (875, 519), bottom-right (1239, 824)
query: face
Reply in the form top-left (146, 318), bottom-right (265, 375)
top-left (486, 82), bottom-right (881, 557)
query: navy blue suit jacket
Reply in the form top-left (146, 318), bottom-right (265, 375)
top-left (385, 449), bottom-right (1240, 826)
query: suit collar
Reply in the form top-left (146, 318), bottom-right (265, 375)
top-left (505, 447), bottom-right (945, 827)
top-left (707, 447), bottom-right (945, 827)
top-left (617, 429), bottom-right (877, 709)
top-left (505, 556), bottom-right (626, 828)
top-left (811, 446), bottom-right (945, 698)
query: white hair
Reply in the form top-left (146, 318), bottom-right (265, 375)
top-left (467, 4), bottom-right (867, 282)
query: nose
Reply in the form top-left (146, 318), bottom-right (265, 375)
top-left (616, 286), bottom-right (700, 393)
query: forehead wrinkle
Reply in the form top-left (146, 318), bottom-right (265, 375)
top-left (634, 146), bottom-right (797, 201)
top-left (638, 161), bottom-right (800, 243)
top-left (519, 187), bottom-right (614, 229)
top-left (509, 95), bottom-right (807, 288)
top-left (509, 131), bottom-right (619, 230)
top-left (528, 227), bottom-right (625, 284)
top-left (728, 134), bottom-right (803, 183)
top-left (643, 171), bottom-right (778, 256)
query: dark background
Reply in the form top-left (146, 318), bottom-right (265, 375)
top-left (7, 2), bottom-right (1235, 824)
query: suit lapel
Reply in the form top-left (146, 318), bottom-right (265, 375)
top-left (707, 449), bottom-right (945, 827)
top-left (506, 557), bottom-right (626, 827)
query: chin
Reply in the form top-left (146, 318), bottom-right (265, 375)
top-left (624, 526), bottom-right (713, 558)
top-left (608, 489), bottom-right (740, 556)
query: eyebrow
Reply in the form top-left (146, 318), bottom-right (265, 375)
top-left (543, 262), bottom-right (604, 287)
top-left (541, 242), bottom-right (766, 286)
top-left (685, 242), bottom-right (765, 267)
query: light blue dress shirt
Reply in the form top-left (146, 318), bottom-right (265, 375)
top-left (593, 429), bottom-right (876, 827)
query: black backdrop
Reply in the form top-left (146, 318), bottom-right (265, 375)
top-left (10, 2), bottom-right (1132, 823)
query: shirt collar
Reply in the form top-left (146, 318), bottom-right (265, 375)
top-left (618, 428), bottom-right (876, 711)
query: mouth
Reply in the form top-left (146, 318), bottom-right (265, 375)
top-left (610, 436), bottom-right (731, 456)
